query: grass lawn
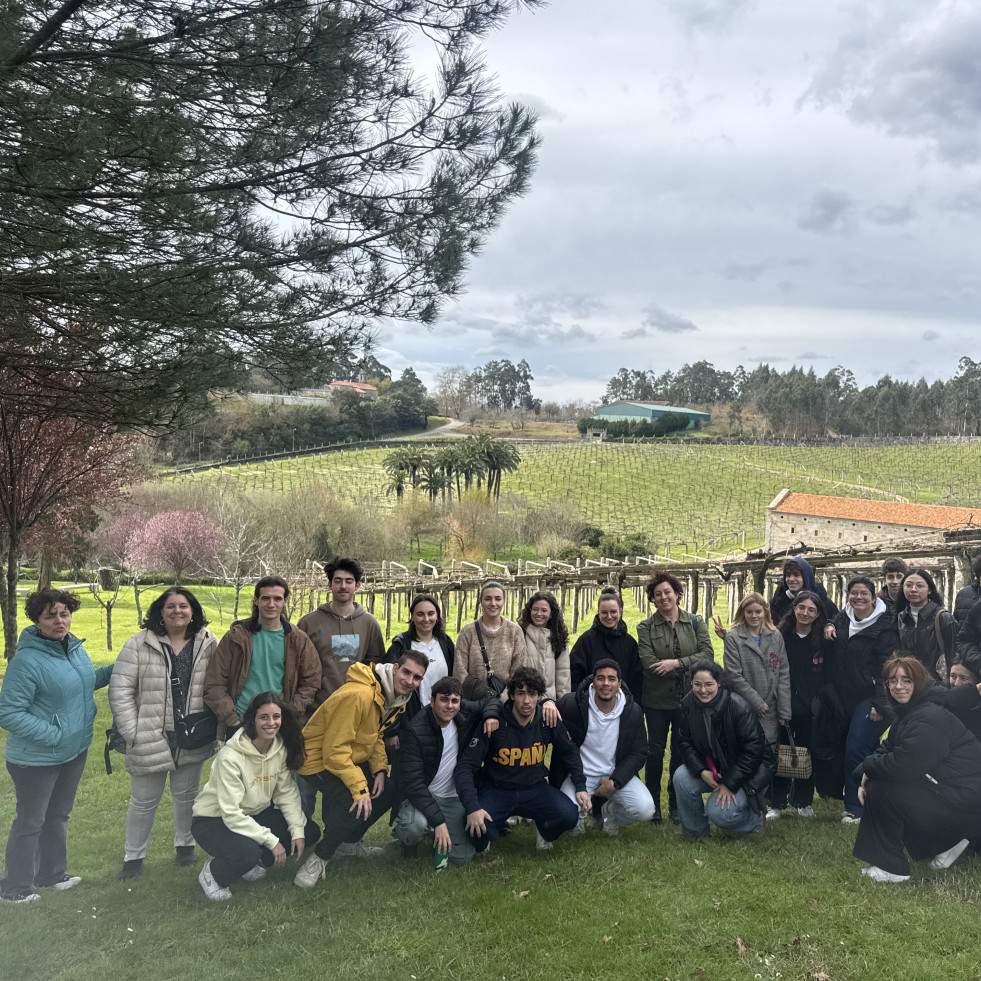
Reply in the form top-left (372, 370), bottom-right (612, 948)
top-left (3, 587), bottom-right (981, 979)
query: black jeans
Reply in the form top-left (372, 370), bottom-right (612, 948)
top-left (191, 805), bottom-right (322, 888)
top-left (852, 780), bottom-right (981, 877)
top-left (302, 764), bottom-right (395, 860)
top-left (644, 707), bottom-right (681, 814)
top-left (2, 751), bottom-right (88, 898)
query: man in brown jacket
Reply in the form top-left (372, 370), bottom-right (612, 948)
top-left (204, 576), bottom-right (320, 735)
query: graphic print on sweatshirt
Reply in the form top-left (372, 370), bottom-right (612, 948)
top-left (493, 742), bottom-right (546, 767)
top-left (331, 634), bottom-right (361, 662)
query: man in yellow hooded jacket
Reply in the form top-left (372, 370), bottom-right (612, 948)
top-left (293, 651), bottom-right (428, 887)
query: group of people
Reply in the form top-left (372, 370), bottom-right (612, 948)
top-left (2, 549), bottom-right (981, 903)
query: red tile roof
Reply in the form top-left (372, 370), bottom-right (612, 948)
top-left (775, 493), bottom-right (981, 529)
top-left (328, 380), bottom-right (377, 394)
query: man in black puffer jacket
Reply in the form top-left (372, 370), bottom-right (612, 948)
top-left (391, 677), bottom-right (495, 865)
top-left (549, 660), bottom-right (654, 836)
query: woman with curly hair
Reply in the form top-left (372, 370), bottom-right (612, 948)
top-left (0, 589), bottom-right (112, 903)
top-left (109, 587), bottom-right (219, 880)
top-left (517, 591), bottom-right (570, 700)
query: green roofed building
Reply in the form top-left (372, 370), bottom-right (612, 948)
top-left (596, 401), bottom-right (711, 429)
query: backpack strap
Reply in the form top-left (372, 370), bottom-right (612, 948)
top-left (474, 622), bottom-right (493, 680)
top-left (934, 609), bottom-right (946, 656)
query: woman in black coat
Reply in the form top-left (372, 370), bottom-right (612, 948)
top-left (825, 575), bottom-right (900, 822)
top-left (672, 659), bottom-right (775, 838)
top-left (894, 568), bottom-right (957, 683)
top-left (569, 587), bottom-right (643, 699)
top-left (853, 655), bottom-right (981, 882)
top-left (771, 590), bottom-right (830, 817)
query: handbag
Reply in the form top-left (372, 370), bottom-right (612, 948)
top-left (474, 622), bottom-right (506, 697)
top-left (169, 653), bottom-right (218, 751)
top-left (776, 723), bottom-right (812, 779)
top-left (104, 724), bottom-right (128, 775)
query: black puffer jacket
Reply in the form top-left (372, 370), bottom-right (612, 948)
top-left (677, 688), bottom-right (775, 805)
top-left (548, 676), bottom-right (647, 791)
top-left (383, 631), bottom-right (455, 737)
top-left (392, 697), bottom-right (487, 829)
top-left (956, 603), bottom-right (981, 662)
top-left (858, 692), bottom-right (981, 810)
top-left (569, 617), bottom-right (642, 698)
top-left (898, 681), bottom-right (981, 745)
top-left (953, 581), bottom-right (980, 625)
top-left (828, 607), bottom-right (899, 715)
top-left (895, 600), bottom-right (957, 682)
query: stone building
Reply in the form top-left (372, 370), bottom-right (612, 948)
top-left (765, 490), bottom-right (981, 552)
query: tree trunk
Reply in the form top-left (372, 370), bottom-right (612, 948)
top-left (106, 599), bottom-right (114, 651)
top-left (133, 580), bottom-right (143, 624)
top-left (37, 552), bottom-right (53, 591)
top-left (233, 583), bottom-right (243, 621)
top-left (2, 537), bottom-right (21, 658)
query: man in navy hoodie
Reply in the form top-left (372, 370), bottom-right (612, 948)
top-left (455, 667), bottom-right (590, 854)
top-left (769, 556), bottom-right (838, 627)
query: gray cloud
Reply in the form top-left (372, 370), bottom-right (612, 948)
top-left (510, 92), bottom-right (566, 122)
top-left (798, 188), bottom-right (857, 234)
top-left (866, 202), bottom-right (916, 226)
top-left (797, 351), bottom-right (831, 360)
top-left (492, 322), bottom-right (597, 346)
top-left (803, 2), bottom-right (981, 164)
top-left (923, 329), bottom-right (940, 341)
top-left (621, 326), bottom-right (651, 340)
top-left (723, 262), bottom-right (765, 282)
top-left (641, 303), bottom-right (699, 333)
top-left (517, 290), bottom-right (607, 320)
top-left (666, 0), bottom-right (756, 34)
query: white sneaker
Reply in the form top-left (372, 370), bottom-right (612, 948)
top-left (241, 864), bottom-right (266, 882)
top-left (198, 861), bottom-right (231, 901)
top-left (841, 813), bottom-right (861, 825)
top-left (929, 838), bottom-right (970, 870)
top-left (861, 865), bottom-right (909, 883)
top-left (601, 801), bottom-right (621, 837)
top-left (532, 822), bottom-right (552, 851)
top-left (1, 891), bottom-right (40, 903)
top-left (765, 808), bottom-right (782, 821)
top-left (50, 874), bottom-right (82, 891)
top-left (569, 816), bottom-right (586, 837)
top-left (797, 806), bottom-right (816, 818)
top-left (334, 840), bottom-right (383, 859)
top-left (293, 853), bottom-right (330, 888)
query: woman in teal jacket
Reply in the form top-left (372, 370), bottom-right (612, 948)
top-left (0, 589), bottom-right (113, 903)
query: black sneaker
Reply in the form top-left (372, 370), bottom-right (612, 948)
top-left (119, 859), bottom-right (143, 880)
top-left (669, 809), bottom-right (680, 825)
top-left (176, 846), bottom-right (196, 867)
top-left (37, 874), bottom-right (81, 891)
top-left (400, 844), bottom-right (418, 860)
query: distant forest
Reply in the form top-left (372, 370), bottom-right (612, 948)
top-left (602, 357), bottom-right (981, 437)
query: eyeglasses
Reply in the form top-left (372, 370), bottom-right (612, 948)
top-left (886, 677), bottom-right (914, 689)
top-left (691, 682), bottom-right (718, 691)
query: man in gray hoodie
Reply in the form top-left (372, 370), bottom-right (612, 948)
top-left (296, 558), bottom-right (385, 841)
top-left (298, 558), bottom-right (386, 712)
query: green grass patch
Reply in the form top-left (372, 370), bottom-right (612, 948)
top-left (3, 590), bottom-right (981, 979)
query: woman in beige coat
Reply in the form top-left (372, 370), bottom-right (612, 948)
top-left (517, 591), bottom-right (571, 700)
top-left (109, 588), bottom-right (218, 879)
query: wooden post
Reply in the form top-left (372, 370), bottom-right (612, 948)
top-left (384, 591), bottom-right (392, 638)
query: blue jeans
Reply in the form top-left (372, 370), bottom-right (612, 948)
top-left (470, 781), bottom-right (579, 849)
top-left (672, 765), bottom-right (762, 838)
top-left (843, 698), bottom-right (889, 817)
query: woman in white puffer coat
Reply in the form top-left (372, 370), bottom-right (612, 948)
top-left (109, 587), bottom-right (218, 880)
top-left (517, 591), bottom-right (571, 701)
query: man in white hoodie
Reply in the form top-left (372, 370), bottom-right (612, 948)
top-left (548, 659), bottom-right (655, 836)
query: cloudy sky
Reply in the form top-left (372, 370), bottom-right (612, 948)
top-left (376, 0), bottom-right (981, 404)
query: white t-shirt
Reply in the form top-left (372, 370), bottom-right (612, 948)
top-left (428, 720), bottom-right (458, 799)
top-left (412, 638), bottom-right (448, 706)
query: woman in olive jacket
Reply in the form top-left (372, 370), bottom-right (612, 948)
top-left (636, 571), bottom-right (714, 822)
